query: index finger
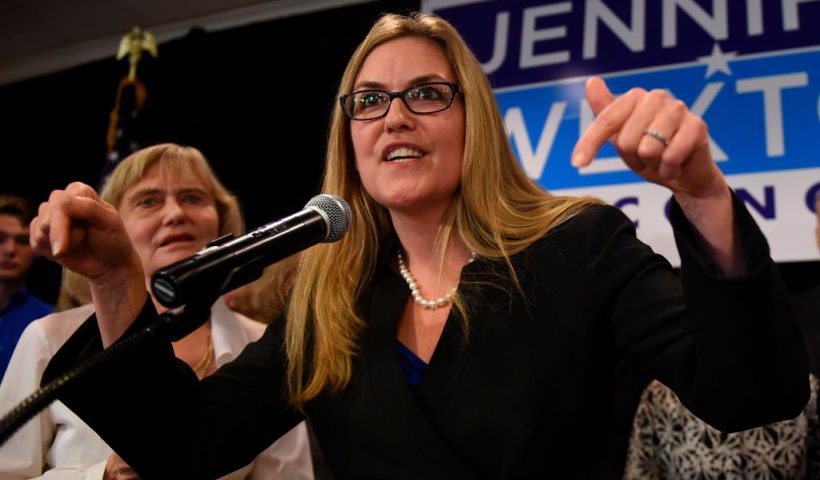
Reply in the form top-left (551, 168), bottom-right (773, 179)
top-left (41, 190), bottom-right (70, 257)
top-left (572, 85), bottom-right (642, 168)
top-left (50, 183), bottom-right (105, 256)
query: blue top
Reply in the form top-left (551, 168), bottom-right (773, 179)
top-left (397, 341), bottom-right (428, 387)
top-left (0, 289), bottom-right (53, 379)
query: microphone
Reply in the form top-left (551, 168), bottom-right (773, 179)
top-left (151, 194), bottom-right (352, 308)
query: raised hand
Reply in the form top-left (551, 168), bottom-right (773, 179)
top-left (572, 76), bottom-right (727, 200)
top-left (30, 182), bottom-right (147, 345)
top-left (572, 76), bottom-right (743, 275)
top-left (30, 182), bottom-right (140, 280)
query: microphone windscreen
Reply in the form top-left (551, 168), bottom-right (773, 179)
top-left (305, 194), bottom-right (352, 243)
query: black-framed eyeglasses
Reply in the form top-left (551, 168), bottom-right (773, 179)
top-left (339, 82), bottom-right (461, 121)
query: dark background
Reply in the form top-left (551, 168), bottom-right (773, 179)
top-left (0, 0), bottom-right (816, 304)
top-left (0, 0), bottom-right (419, 302)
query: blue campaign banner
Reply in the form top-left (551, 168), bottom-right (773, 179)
top-left (423, 0), bottom-right (820, 263)
top-left (425, 0), bottom-right (819, 87)
top-left (494, 48), bottom-right (819, 190)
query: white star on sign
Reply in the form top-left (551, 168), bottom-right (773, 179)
top-left (697, 43), bottom-right (737, 79)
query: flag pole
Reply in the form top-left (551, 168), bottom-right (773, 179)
top-left (100, 26), bottom-right (158, 188)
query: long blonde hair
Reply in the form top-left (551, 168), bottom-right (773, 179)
top-left (285, 12), bottom-right (599, 406)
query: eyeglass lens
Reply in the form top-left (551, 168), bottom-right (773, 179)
top-left (344, 83), bottom-right (455, 120)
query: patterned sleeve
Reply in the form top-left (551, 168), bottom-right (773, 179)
top-left (623, 380), bottom-right (663, 480)
top-left (625, 377), bottom-right (819, 479)
top-left (807, 375), bottom-right (820, 479)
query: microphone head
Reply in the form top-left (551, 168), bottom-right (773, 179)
top-left (305, 194), bottom-right (352, 242)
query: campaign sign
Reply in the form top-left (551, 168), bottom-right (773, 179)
top-left (423, 0), bottom-right (820, 264)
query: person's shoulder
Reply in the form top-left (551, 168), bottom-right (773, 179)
top-left (513, 203), bottom-right (644, 276)
top-left (11, 304), bottom-right (94, 365)
top-left (33, 304), bottom-right (96, 348)
top-left (564, 202), bottom-right (632, 230)
top-left (533, 202), bottom-right (634, 248)
top-left (234, 312), bottom-right (267, 341)
top-left (212, 298), bottom-right (266, 340)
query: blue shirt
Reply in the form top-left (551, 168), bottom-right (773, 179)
top-left (0, 289), bottom-right (53, 379)
top-left (397, 341), bottom-right (428, 387)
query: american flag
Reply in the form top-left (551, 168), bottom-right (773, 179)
top-left (99, 26), bottom-right (157, 189)
top-left (99, 77), bottom-right (148, 189)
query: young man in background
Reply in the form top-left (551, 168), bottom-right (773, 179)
top-left (0, 194), bottom-right (53, 379)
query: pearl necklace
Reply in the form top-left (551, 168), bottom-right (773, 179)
top-left (396, 249), bottom-right (476, 309)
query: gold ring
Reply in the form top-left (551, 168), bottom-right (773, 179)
top-left (643, 129), bottom-right (671, 146)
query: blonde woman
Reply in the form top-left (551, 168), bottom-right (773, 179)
top-left (0, 144), bottom-right (313, 479)
top-left (31, 13), bottom-right (807, 478)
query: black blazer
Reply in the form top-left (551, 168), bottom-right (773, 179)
top-left (44, 196), bottom-right (809, 479)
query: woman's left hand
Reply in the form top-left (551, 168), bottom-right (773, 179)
top-left (572, 76), bottom-right (745, 276)
top-left (572, 76), bottom-right (727, 201)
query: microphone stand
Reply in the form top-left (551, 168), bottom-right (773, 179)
top-left (0, 295), bottom-right (216, 446)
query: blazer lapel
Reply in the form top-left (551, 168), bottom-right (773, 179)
top-left (365, 270), bottom-right (422, 427)
top-left (417, 257), bottom-right (504, 416)
top-left (365, 265), bottom-right (479, 476)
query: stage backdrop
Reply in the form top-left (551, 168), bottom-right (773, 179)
top-left (0, 0), bottom-right (420, 303)
top-left (423, 0), bottom-right (820, 265)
